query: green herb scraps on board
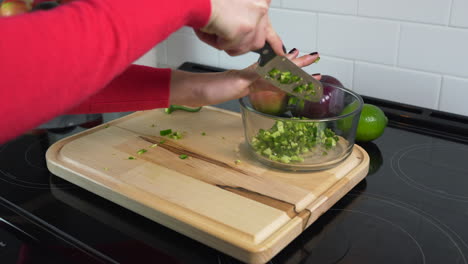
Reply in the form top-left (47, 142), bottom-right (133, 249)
top-left (128, 156), bottom-right (136, 160)
top-left (160, 129), bottom-right (183, 139)
top-left (137, 149), bottom-right (147, 155)
top-left (251, 118), bottom-right (339, 164)
top-left (160, 129), bottom-right (172, 136)
top-left (179, 154), bottom-right (188, 159)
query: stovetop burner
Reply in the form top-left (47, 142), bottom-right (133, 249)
top-left (0, 134), bottom-right (74, 190)
top-left (1, 62), bottom-right (468, 264)
top-left (392, 143), bottom-right (468, 202)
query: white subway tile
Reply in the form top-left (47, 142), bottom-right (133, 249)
top-left (166, 34), bottom-right (219, 68)
top-left (318, 15), bottom-right (399, 65)
top-left (155, 41), bottom-right (168, 66)
top-left (219, 52), bottom-right (259, 70)
top-left (398, 24), bottom-right (468, 78)
top-left (174, 26), bottom-right (195, 36)
top-left (300, 54), bottom-right (354, 88)
top-left (269, 9), bottom-right (317, 53)
top-left (282, 0), bottom-right (358, 15)
top-left (450, 0), bottom-right (468, 28)
top-left (359, 0), bottom-right (451, 25)
top-left (439, 76), bottom-right (468, 116)
top-left (271, 0), bottom-right (281, 7)
top-left (133, 47), bottom-right (158, 67)
top-left (354, 62), bottom-right (441, 109)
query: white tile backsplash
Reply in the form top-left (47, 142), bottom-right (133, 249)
top-left (398, 24), bottom-right (468, 78)
top-left (358, 0), bottom-right (451, 25)
top-left (166, 34), bottom-right (219, 68)
top-left (282, 0), bottom-right (358, 15)
top-left (219, 52), bottom-right (259, 70)
top-left (318, 15), bottom-right (399, 65)
top-left (450, 0), bottom-right (468, 28)
top-left (154, 0), bottom-right (468, 116)
top-left (301, 55), bottom-right (354, 89)
top-left (133, 47), bottom-right (158, 67)
top-left (354, 62), bottom-right (441, 109)
top-left (271, 0), bottom-right (281, 7)
top-left (269, 9), bottom-right (317, 52)
top-left (439, 76), bottom-right (468, 116)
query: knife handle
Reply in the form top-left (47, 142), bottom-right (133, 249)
top-left (254, 42), bottom-right (287, 67)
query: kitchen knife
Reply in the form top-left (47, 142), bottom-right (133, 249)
top-left (254, 43), bottom-right (323, 102)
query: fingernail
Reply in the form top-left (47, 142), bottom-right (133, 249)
top-left (312, 73), bottom-right (321, 76)
top-left (288, 48), bottom-right (297, 54)
top-left (309, 52), bottom-right (318, 56)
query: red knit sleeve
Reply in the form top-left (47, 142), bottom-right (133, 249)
top-left (67, 65), bottom-right (171, 114)
top-left (0, 0), bottom-right (211, 144)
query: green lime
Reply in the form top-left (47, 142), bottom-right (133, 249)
top-left (337, 101), bottom-right (359, 132)
top-left (355, 104), bottom-right (388, 142)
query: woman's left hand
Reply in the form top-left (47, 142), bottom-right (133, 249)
top-left (169, 49), bottom-right (321, 107)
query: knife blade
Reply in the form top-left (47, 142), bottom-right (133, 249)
top-left (254, 43), bottom-right (323, 102)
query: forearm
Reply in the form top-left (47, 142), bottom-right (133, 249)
top-left (0, 0), bottom-right (210, 144)
top-left (169, 69), bottom-right (259, 107)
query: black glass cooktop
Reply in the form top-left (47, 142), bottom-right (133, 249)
top-left (1, 62), bottom-right (468, 264)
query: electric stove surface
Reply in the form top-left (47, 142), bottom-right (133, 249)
top-left (1, 63), bottom-right (467, 264)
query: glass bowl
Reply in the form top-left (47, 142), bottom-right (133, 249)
top-left (239, 83), bottom-right (363, 171)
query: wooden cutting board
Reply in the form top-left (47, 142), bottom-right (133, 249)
top-left (46, 106), bottom-right (369, 264)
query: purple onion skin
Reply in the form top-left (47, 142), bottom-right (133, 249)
top-left (295, 75), bottom-right (345, 118)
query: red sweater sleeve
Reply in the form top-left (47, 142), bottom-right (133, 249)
top-left (0, 0), bottom-right (210, 144)
top-left (66, 65), bottom-right (171, 114)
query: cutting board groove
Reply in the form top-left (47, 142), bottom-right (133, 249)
top-left (46, 106), bottom-right (369, 264)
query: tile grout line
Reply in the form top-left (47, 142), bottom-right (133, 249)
top-left (394, 23), bottom-right (402, 67)
top-left (447, 0), bottom-right (455, 26)
top-left (436, 76), bottom-right (444, 110)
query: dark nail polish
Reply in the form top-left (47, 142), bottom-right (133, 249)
top-left (288, 48), bottom-right (297, 54)
top-left (312, 73), bottom-right (321, 76)
top-left (309, 52), bottom-right (318, 56)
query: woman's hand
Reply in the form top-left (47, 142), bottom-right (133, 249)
top-left (195, 0), bottom-right (283, 56)
top-left (169, 49), bottom-right (321, 107)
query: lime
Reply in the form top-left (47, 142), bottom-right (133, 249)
top-left (338, 102), bottom-right (387, 142)
top-left (355, 104), bottom-right (388, 142)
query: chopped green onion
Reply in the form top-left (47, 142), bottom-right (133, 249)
top-left (235, 159), bottom-right (241, 165)
top-left (201, 132), bottom-right (206, 136)
top-left (151, 144), bottom-right (158, 148)
top-left (128, 156), bottom-right (136, 160)
top-left (179, 154), bottom-right (188, 159)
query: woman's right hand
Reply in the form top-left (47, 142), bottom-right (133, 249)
top-left (195, 0), bottom-right (284, 56)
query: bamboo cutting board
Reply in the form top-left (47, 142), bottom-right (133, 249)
top-left (46, 106), bottom-right (369, 264)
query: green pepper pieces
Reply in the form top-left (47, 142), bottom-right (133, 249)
top-left (251, 118), bottom-right (339, 164)
top-left (267, 68), bottom-right (316, 98)
top-left (165, 105), bottom-right (202, 114)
